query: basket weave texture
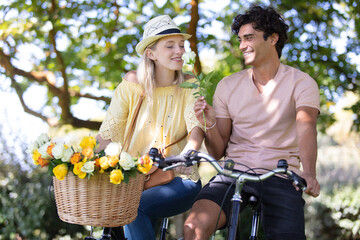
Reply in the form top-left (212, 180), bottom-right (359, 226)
top-left (53, 173), bottom-right (145, 227)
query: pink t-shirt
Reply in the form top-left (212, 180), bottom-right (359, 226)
top-left (213, 63), bottom-right (320, 174)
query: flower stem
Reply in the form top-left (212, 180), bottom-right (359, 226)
top-left (203, 110), bottom-right (206, 133)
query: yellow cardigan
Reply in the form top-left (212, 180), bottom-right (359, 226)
top-left (99, 78), bottom-right (203, 181)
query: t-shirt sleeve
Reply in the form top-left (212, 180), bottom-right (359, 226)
top-left (294, 75), bottom-right (320, 112)
top-left (98, 81), bottom-right (129, 142)
top-left (213, 79), bottom-right (231, 118)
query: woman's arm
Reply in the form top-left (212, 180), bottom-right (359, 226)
top-left (95, 134), bottom-right (111, 153)
top-left (182, 126), bottom-right (205, 153)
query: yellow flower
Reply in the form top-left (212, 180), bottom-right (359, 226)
top-left (99, 156), bottom-right (110, 170)
top-left (53, 164), bottom-right (68, 180)
top-left (32, 150), bottom-right (41, 165)
top-left (137, 164), bottom-right (152, 174)
top-left (109, 169), bottom-right (124, 184)
top-left (73, 162), bottom-right (86, 179)
top-left (79, 136), bottom-right (96, 149)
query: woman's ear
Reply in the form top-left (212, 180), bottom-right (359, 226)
top-left (146, 48), bottom-right (157, 61)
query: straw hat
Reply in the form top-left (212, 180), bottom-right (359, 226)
top-left (135, 15), bottom-right (192, 55)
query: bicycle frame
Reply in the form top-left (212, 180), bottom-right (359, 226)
top-left (155, 149), bottom-right (307, 240)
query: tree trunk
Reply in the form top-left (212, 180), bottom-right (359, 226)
top-left (187, 0), bottom-right (202, 74)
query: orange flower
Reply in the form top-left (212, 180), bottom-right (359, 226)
top-left (46, 143), bottom-right (55, 157)
top-left (138, 154), bottom-right (152, 165)
top-left (82, 147), bottom-right (94, 159)
top-left (108, 155), bottom-right (119, 167)
top-left (32, 150), bottom-right (41, 165)
top-left (70, 152), bottom-right (82, 164)
top-left (137, 154), bottom-right (153, 174)
top-left (94, 158), bottom-right (101, 168)
top-left (38, 157), bottom-right (50, 168)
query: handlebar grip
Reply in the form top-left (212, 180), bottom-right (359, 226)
top-left (290, 172), bottom-right (307, 191)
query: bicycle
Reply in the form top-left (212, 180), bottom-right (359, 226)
top-left (148, 148), bottom-right (307, 240)
top-left (84, 215), bottom-right (171, 240)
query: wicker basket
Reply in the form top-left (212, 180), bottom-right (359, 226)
top-left (53, 173), bottom-right (145, 227)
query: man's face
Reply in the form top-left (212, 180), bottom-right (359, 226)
top-left (237, 23), bottom-right (273, 67)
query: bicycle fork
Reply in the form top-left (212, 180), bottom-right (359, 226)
top-left (227, 177), bottom-right (244, 239)
top-left (249, 196), bottom-right (260, 240)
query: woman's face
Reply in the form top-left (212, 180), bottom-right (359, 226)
top-left (147, 35), bottom-right (186, 71)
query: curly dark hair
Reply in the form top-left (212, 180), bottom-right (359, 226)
top-left (231, 5), bottom-right (289, 59)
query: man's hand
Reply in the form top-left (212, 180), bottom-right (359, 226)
top-left (194, 96), bottom-right (217, 128)
top-left (301, 172), bottom-right (320, 197)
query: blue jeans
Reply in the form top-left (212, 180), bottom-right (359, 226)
top-left (124, 177), bottom-right (202, 240)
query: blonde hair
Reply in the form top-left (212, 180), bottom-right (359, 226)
top-left (136, 40), bottom-right (185, 97)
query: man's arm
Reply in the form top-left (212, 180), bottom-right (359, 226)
top-left (194, 96), bottom-right (231, 160)
top-left (296, 106), bottom-right (320, 197)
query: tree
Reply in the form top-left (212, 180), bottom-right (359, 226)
top-left (0, 0), bottom-right (359, 132)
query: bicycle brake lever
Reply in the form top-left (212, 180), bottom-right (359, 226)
top-left (290, 172), bottom-right (307, 191)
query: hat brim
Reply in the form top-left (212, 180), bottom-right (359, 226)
top-left (136, 33), bottom-right (192, 55)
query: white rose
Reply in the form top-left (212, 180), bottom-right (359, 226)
top-left (38, 142), bottom-right (51, 159)
top-left (105, 142), bottom-right (121, 156)
top-left (119, 152), bottom-right (135, 170)
top-left (61, 148), bottom-right (74, 162)
top-left (52, 143), bottom-right (66, 159)
top-left (36, 133), bottom-right (50, 147)
top-left (27, 141), bottom-right (39, 154)
top-left (182, 51), bottom-right (196, 65)
top-left (81, 161), bottom-right (95, 173)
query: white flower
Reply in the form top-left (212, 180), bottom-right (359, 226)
top-left (36, 133), bottom-right (50, 147)
top-left (119, 152), bottom-right (135, 170)
top-left (52, 143), bottom-right (66, 159)
top-left (61, 148), bottom-right (74, 162)
top-left (27, 141), bottom-right (39, 154)
top-left (81, 161), bottom-right (95, 173)
top-left (182, 51), bottom-right (196, 65)
top-left (38, 142), bottom-right (51, 159)
top-left (105, 142), bottom-right (121, 156)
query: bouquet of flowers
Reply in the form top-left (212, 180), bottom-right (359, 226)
top-left (28, 133), bottom-right (153, 184)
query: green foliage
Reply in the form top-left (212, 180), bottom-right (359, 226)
top-left (0, 125), bottom-right (86, 239)
top-left (305, 187), bottom-right (360, 240)
top-left (1, 0), bottom-right (360, 131)
top-left (0, 160), bottom-right (85, 239)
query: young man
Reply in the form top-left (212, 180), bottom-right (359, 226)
top-left (184, 5), bottom-right (320, 240)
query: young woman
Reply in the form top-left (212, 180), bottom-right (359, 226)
top-left (96, 15), bottom-right (204, 239)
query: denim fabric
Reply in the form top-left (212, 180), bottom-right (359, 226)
top-left (196, 174), bottom-right (306, 240)
top-left (123, 177), bottom-right (202, 240)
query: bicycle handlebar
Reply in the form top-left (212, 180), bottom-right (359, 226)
top-left (149, 148), bottom-right (307, 191)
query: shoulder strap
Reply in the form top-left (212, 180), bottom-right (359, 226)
top-left (122, 91), bottom-right (145, 153)
top-left (159, 132), bottom-right (188, 158)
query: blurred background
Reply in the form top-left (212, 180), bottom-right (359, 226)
top-left (0, 0), bottom-right (359, 239)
